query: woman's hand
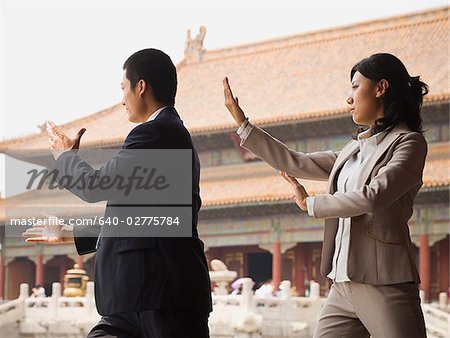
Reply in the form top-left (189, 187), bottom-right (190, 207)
top-left (223, 77), bottom-right (246, 126)
top-left (280, 171), bottom-right (309, 212)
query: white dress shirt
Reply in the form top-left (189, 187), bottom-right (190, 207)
top-left (145, 106), bottom-right (167, 123)
top-left (237, 121), bottom-right (388, 281)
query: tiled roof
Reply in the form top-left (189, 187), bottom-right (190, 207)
top-left (0, 103), bottom-right (133, 152)
top-left (0, 7), bottom-right (448, 151)
top-left (0, 142), bottom-right (448, 222)
top-left (420, 142), bottom-right (450, 188)
top-left (1, 188), bottom-right (106, 223)
top-left (176, 7), bottom-right (449, 133)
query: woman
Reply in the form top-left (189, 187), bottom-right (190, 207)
top-left (223, 53), bottom-right (428, 338)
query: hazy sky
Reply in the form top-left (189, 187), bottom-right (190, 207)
top-left (0, 0), bottom-right (447, 197)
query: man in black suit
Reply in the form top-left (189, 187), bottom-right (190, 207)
top-left (23, 49), bottom-right (212, 337)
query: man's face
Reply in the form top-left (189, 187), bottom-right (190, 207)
top-left (121, 69), bottom-right (143, 123)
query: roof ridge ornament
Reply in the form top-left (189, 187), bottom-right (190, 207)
top-left (37, 122), bottom-right (47, 133)
top-left (184, 26), bottom-right (207, 62)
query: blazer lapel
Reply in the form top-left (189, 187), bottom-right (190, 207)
top-left (327, 123), bottom-right (412, 193)
top-left (327, 141), bottom-right (359, 193)
top-left (355, 123), bottom-right (411, 188)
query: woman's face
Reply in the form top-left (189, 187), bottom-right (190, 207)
top-left (347, 71), bottom-right (384, 127)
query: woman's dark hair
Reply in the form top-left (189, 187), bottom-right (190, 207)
top-left (350, 53), bottom-right (428, 138)
top-left (123, 48), bottom-right (177, 106)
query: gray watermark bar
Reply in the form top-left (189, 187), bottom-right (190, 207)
top-left (4, 149), bottom-right (195, 238)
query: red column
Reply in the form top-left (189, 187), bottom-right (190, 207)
top-left (440, 236), bottom-right (449, 294)
top-left (419, 234), bottom-right (430, 302)
top-left (76, 256), bottom-right (84, 269)
top-left (35, 254), bottom-right (44, 286)
top-left (272, 241), bottom-right (281, 292)
top-left (0, 256), bottom-right (4, 299)
top-left (295, 244), bottom-right (307, 296)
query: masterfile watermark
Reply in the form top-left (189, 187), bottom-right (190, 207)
top-left (4, 149), bottom-right (195, 238)
top-left (10, 216), bottom-right (66, 226)
top-left (27, 166), bottom-right (170, 196)
top-left (7, 206), bottom-right (193, 238)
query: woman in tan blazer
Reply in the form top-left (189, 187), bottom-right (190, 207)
top-left (223, 53), bottom-right (428, 337)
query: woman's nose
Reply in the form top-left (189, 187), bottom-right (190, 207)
top-left (346, 96), bottom-right (353, 105)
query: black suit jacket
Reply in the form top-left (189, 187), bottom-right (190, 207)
top-left (55, 107), bottom-right (212, 315)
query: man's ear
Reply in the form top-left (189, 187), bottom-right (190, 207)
top-left (138, 79), bottom-right (147, 98)
top-left (375, 79), bottom-right (389, 98)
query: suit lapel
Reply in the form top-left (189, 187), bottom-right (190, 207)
top-left (355, 123), bottom-right (410, 188)
top-left (327, 123), bottom-right (411, 193)
top-left (327, 141), bottom-right (359, 193)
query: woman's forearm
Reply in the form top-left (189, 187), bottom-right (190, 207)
top-left (240, 123), bottom-right (339, 181)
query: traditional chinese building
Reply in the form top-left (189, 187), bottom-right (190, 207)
top-left (0, 6), bottom-right (448, 301)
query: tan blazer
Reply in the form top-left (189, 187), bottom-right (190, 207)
top-left (241, 122), bottom-right (427, 285)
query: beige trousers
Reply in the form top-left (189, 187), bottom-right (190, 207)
top-left (313, 281), bottom-right (427, 338)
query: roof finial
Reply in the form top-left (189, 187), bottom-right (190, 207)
top-left (37, 122), bottom-right (47, 133)
top-left (184, 26), bottom-right (207, 62)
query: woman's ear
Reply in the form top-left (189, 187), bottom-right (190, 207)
top-left (375, 79), bottom-right (389, 98)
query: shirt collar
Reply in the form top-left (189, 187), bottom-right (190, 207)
top-left (145, 106), bottom-right (167, 123)
top-left (357, 126), bottom-right (388, 146)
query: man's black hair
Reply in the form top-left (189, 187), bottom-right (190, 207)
top-left (123, 49), bottom-right (177, 106)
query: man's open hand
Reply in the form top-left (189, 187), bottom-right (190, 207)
top-left (22, 213), bottom-right (73, 244)
top-left (46, 120), bottom-right (86, 160)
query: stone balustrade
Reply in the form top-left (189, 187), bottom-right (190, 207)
top-left (0, 280), bottom-right (448, 338)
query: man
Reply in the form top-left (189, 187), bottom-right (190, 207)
top-left (23, 49), bottom-right (212, 337)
